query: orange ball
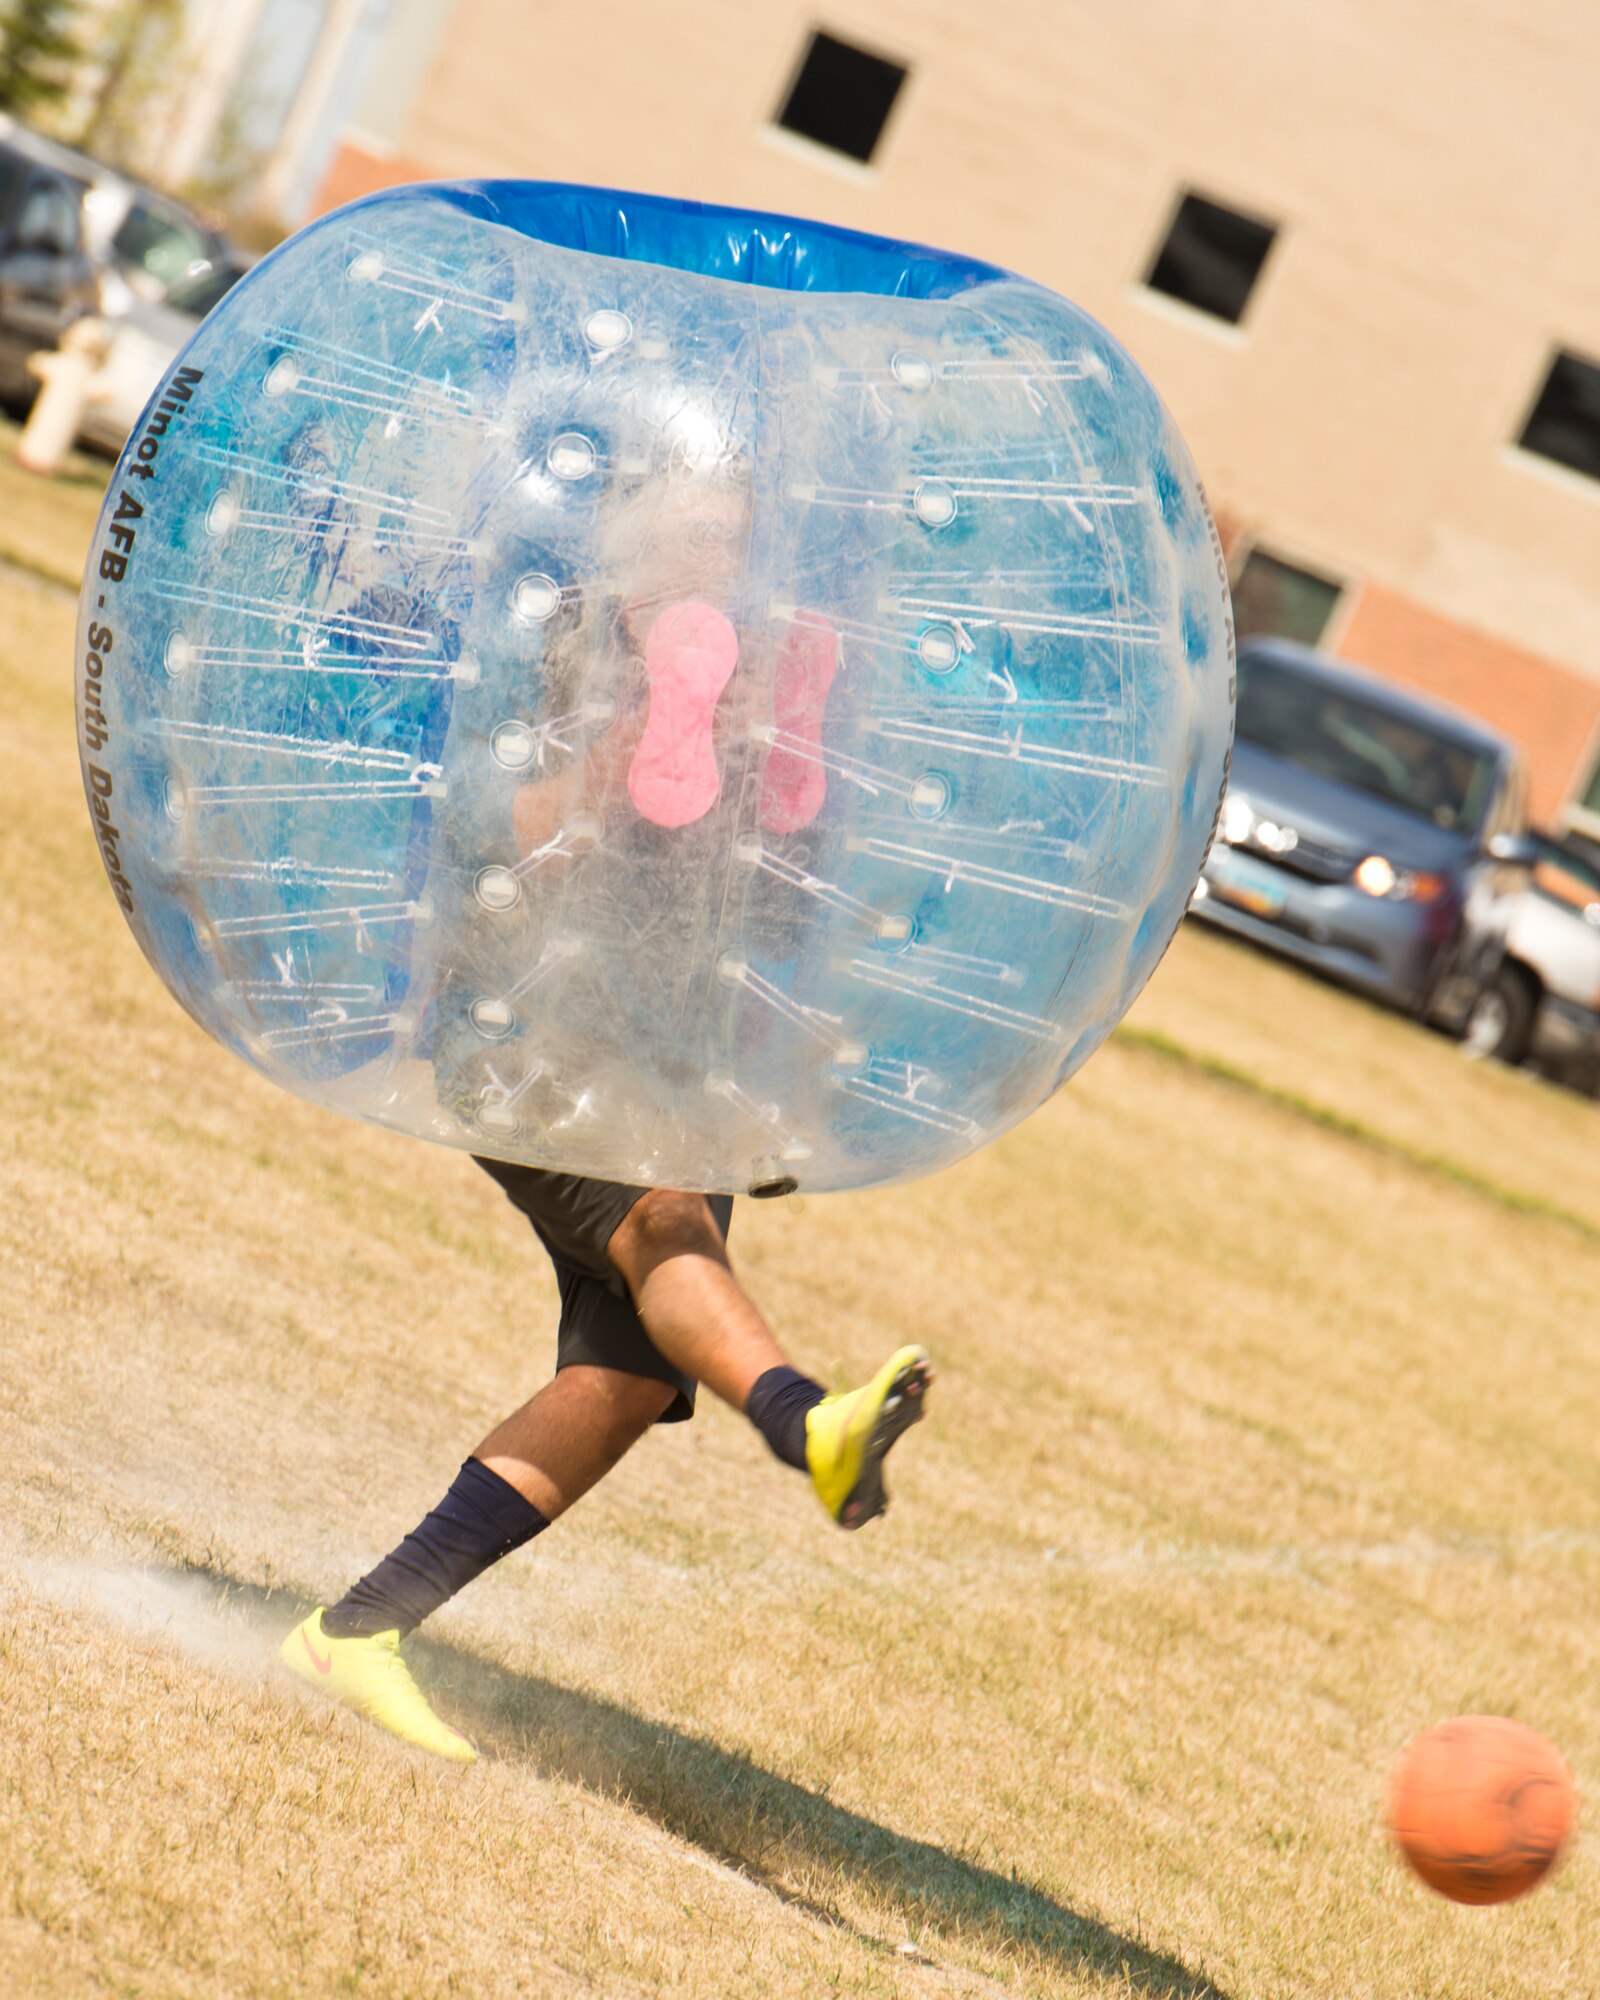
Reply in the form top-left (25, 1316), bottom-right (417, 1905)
top-left (1387, 1716), bottom-right (1576, 1905)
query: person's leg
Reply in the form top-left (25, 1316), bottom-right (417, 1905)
top-left (318, 1183), bottom-right (930, 1650)
top-left (606, 1189), bottom-right (931, 1518)
top-left (476, 1365), bottom-right (677, 1518)
top-left (282, 1177), bottom-right (930, 1761)
top-left (605, 1189), bottom-right (786, 1408)
top-left (281, 1359), bottom-right (674, 1762)
top-left (321, 1365), bottom-right (674, 1640)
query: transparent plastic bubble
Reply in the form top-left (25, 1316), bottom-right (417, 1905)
top-left (75, 183), bottom-right (1233, 1194)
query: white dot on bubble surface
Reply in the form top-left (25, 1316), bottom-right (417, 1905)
top-left (564, 812), bottom-right (603, 851)
top-left (910, 773), bottom-right (951, 819)
top-left (585, 308), bottom-right (632, 350)
top-left (547, 433), bottom-right (596, 480)
top-left (263, 358), bottom-right (299, 398)
top-left (477, 1101), bottom-right (518, 1136)
top-left (474, 866), bottom-right (521, 912)
top-left (876, 913), bottom-right (915, 945)
top-left (348, 251), bottom-right (384, 282)
top-left (512, 573), bottom-right (560, 622)
top-left (162, 779), bottom-right (186, 822)
top-left (913, 480), bottom-right (957, 528)
top-left (491, 722), bottom-right (535, 770)
top-left (917, 626), bottom-right (959, 671)
top-left (892, 352), bottom-right (934, 390)
top-left (205, 491), bottom-right (238, 537)
top-left (470, 998), bottom-right (514, 1038)
top-left (164, 631), bottom-right (192, 677)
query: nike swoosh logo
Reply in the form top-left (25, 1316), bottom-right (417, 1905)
top-left (301, 1626), bottom-right (333, 1675)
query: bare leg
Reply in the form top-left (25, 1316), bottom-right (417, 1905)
top-left (475, 1365), bottom-right (676, 1518)
top-left (476, 1193), bottom-right (788, 1522)
top-left (605, 1189), bottom-right (789, 1409)
top-left (606, 1189), bottom-right (931, 1527)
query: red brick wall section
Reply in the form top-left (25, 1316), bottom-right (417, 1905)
top-left (310, 138), bottom-right (437, 221)
top-left (1335, 584), bottom-right (1600, 829)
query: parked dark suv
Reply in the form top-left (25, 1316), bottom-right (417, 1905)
top-left (1190, 639), bottom-right (1537, 1025)
top-left (0, 134), bottom-right (99, 406)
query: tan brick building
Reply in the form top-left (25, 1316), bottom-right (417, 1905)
top-left (305, 0), bottom-right (1600, 828)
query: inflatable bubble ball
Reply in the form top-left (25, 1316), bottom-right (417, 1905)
top-left (76, 181), bottom-right (1234, 1196)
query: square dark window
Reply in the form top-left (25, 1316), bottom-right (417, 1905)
top-left (1518, 350), bottom-right (1600, 485)
top-left (1230, 547), bottom-right (1343, 648)
top-left (1144, 191), bottom-right (1277, 326)
top-left (773, 30), bottom-right (908, 164)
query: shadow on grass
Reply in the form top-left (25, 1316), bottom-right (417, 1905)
top-left (198, 1567), bottom-right (1229, 1998)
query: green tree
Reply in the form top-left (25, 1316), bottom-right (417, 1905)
top-left (77, 0), bottom-right (185, 173)
top-left (0, 0), bottom-right (83, 117)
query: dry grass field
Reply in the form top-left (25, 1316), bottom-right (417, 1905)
top-left (2, 444), bottom-right (1596, 1997)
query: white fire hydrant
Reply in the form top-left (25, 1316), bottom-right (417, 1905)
top-left (15, 316), bottom-right (113, 475)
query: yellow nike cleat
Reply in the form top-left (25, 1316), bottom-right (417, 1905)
top-left (279, 1608), bottom-right (477, 1763)
top-left (806, 1344), bottom-right (932, 1529)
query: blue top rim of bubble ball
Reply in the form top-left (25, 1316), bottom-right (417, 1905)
top-left (348, 178), bottom-right (1014, 301)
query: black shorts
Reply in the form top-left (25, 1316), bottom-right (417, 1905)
top-left (472, 1158), bottom-right (733, 1424)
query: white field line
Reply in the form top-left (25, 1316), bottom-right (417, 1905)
top-left (1016, 1524), bottom-right (1600, 1580)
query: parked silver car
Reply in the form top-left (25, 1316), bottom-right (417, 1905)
top-left (1463, 831), bottom-right (1600, 1093)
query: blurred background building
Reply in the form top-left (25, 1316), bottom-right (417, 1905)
top-left (14, 0), bottom-right (1600, 830)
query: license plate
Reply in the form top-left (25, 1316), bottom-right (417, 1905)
top-left (1208, 849), bottom-right (1289, 918)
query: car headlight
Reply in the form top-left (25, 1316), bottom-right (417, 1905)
top-left (1218, 790), bottom-right (1298, 856)
top-left (1220, 791), bottom-right (1254, 846)
top-left (1352, 855), bottom-right (1447, 902)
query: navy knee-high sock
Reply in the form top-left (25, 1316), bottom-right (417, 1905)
top-left (322, 1458), bottom-right (548, 1638)
top-left (745, 1366), bottom-right (826, 1471)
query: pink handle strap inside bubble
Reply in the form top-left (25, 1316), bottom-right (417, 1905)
top-left (627, 602), bottom-right (739, 829)
top-left (759, 616), bottom-right (839, 835)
